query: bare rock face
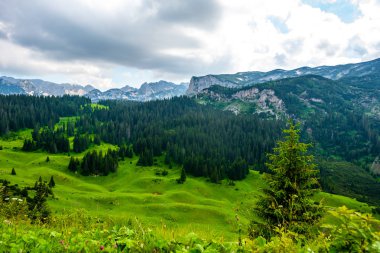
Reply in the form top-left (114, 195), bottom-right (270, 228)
top-left (186, 76), bottom-right (237, 96)
top-left (233, 87), bottom-right (259, 99)
top-left (200, 85), bottom-right (286, 117)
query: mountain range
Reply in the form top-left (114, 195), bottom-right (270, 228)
top-left (85, 81), bottom-right (188, 102)
top-left (187, 57), bottom-right (380, 95)
top-left (1, 57), bottom-right (380, 102)
top-left (0, 76), bottom-right (188, 102)
top-left (0, 76), bottom-right (94, 96)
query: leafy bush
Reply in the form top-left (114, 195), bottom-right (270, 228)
top-left (323, 206), bottom-right (380, 252)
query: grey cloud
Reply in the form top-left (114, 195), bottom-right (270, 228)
top-left (0, 31), bottom-right (7, 39)
top-left (283, 39), bottom-right (304, 55)
top-left (345, 36), bottom-right (368, 58)
top-left (274, 53), bottom-right (288, 66)
top-left (0, 0), bottom-right (223, 75)
top-left (317, 40), bottom-right (339, 57)
top-left (155, 0), bottom-right (221, 29)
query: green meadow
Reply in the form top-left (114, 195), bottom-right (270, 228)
top-left (0, 127), bottom-right (375, 241)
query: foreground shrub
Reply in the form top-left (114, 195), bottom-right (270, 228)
top-left (323, 206), bottom-right (380, 252)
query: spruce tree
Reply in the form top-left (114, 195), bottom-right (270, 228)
top-left (48, 176), bottom-right (55, 188)
top-left (11, 168), bottom-right (16, 175)
top-left (177, 167), bottom-right (187, 184)
top-left (31, 180), bottom-right (51, 222)
top-left (254, 121), bottom-right (323, 237)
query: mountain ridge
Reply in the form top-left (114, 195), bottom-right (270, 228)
top-left (2, 57), bottom-right (380, 101)
top-left (0, 76), bottom-right (188, 102)
top-left (186, 57), bottom-right (380, 95)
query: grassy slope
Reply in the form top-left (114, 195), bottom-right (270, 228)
top-left (0, 128), bottom-right (375, 240)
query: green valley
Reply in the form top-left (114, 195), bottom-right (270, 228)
top-left (1, 94), bottom-right (380, 251)
top-left (0, 127), bottom-right (377, 243)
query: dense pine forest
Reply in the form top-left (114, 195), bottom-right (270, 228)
top-left (0, 95), bottom-right (89, 135)
top-left (6, 95), bottom-right (284, 182)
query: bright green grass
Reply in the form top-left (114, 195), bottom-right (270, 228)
top-left (55, 116), bottom-right (79, 129)
top-left (90, 103), bottom-right (109, 110)
top-left (0, 130), bottom-right (375, 240)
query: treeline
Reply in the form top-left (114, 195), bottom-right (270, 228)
top-left (75, 97), bottom-right (283, 181)
top-left (68, 149), bottom-right (118, 176)
top-left (22, 126), bottom-right (70, 153)
top-left (0, 95), bottom-right (90, 135)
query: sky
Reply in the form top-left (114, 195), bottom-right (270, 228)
top-left (0, 0), bottom-right (380, 90)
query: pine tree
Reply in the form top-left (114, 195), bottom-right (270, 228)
top-left (254, 121), bottom-right (323, 237)
top-left (68, 157), bottom-right (78, 172)
top-left (30, 180), bottom-right (52, 222)
top-left (46, 156), bottom-right (50, 162)
top-left (177, 167), bottom-right (187, 184)
top-left (48, 176), bottom-right (55, 188)
top-left (11, 168), bottom-right (16, 176)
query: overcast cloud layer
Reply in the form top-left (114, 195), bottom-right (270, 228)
top-left (0, 0), bottom-right (380, 89)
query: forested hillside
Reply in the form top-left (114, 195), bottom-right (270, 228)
top-left (1, 93), bottom-right (380, 206)
top-left (197, 75), bottom-right (380, 205)
top-left (0, 95), bottom-right (89, 135)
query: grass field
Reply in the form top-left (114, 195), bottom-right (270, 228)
top-left (0, 126), bottom-right (376, 240)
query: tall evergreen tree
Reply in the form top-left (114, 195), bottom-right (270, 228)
top-left (254, 121), bottom-right (323, 237)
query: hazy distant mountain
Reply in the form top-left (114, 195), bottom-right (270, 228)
top-left (0, 76), bottom-right (188, 102)
top-left (186, 58), bottom-right (380, 95)
top-left (0, 76), bottom-right (95, 96)
top-left (86, 81), bottom-right (188, 102)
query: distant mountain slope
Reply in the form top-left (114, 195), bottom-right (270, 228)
top-left (0, 76), bottom-right (188, 101)
top-left (197, 75), bottom-right (371, 117)
top-left (197, 75), bottom-right (380, 161)
top-left (197, 75), bottom-right (380, 205)
top-left (187, 58), bottom-right (380, 95)
top-left (0, 76), bottom-right (95, 96)
top-left (86, 81), bottom-right (188, 102)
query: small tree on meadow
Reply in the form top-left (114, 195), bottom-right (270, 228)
top-left (177, 167), bottom-right (187, 184)
top-left (11, 168), bottom-right (16, 176)
top-left (254, 121), bottom-right (323, 238)
top-left (48, 176), bottom-right (55, 188)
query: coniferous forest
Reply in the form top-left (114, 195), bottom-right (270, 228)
top-left (1, 94), bottom-right (380, 205)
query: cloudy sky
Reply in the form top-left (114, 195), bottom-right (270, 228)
top-left (1, 0), bottom-right (380, 89)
